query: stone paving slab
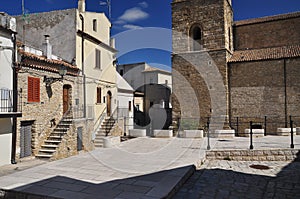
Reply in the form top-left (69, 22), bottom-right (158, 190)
top-left (174, 160), bottom-right (300, 199)
top-left (0, 138), bottom-right (200, 199)
top-left (0, 136), bottom-right (299, 198)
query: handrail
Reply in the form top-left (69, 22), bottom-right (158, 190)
top-left (104, 107), bottom-right (118, 136)
top-left (93, 108), bottom-right (107, 137)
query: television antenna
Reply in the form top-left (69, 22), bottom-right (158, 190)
top-left (100, 0), bottom-right (111, 20)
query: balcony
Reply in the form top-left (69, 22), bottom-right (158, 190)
top-left (0, 89), bottom-right (22, 118)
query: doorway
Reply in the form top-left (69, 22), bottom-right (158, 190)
top-left (77, 127), bottom-right (83, 151)
top-left (63, 85), bottom-right (72, 114)
top-left (20, 121), bottom-right (34, 158)
top-left (106, 91), bottom-right (112, 117)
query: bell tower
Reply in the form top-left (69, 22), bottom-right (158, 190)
top-left (172, 0), bottom-right (233, 130)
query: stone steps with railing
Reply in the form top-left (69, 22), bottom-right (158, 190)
top-left (36, 116), bottom-right (73, 159)
top-left (94, 117), bottom-right (116, 148)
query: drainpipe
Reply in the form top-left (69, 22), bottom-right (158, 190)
top-left (11, 33), bottom-right (17, 164)
top-left (79, 14), bottom-right (86, 118)
top-left (283, 59), bottom-right (288, 128)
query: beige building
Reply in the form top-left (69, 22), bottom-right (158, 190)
top-left (15, 0), bottom-right (118, 153)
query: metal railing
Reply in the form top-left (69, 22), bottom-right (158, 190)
top-left (0, 89), bottom-right (22, 113)
top-left (72, 105), bottom-right (94, 119)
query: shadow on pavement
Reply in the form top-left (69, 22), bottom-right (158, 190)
top-left (0, 165), bottom-right (195, 199)
top-left (173, 151), bottom-right (300, 199)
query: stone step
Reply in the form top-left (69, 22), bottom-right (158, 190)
top-left (39, 149), bottom-right (56, 153)
top-left (36, 154), bottom-right (53, 158)
top-left (94, 140), bottom-right (104, 144)
top-left (41, 144), bottom-right (59, 148)
top-left (49, 135), bottom-right (63, 139)
top-left (57, 123), bottom-right (71, 127)
top-left (45, 140), bottom-right (61, 144)
top-left (94, 144), bottom-right (104, 148)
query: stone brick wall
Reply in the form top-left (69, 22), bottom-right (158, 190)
top-left (172, 0), bottom-right (232, 53)
top-left (234, 16), bottom-right (300, 50)
top-left (206, 149), bottom-right (300, 161)
top-left (17, 67), bottom-right (80, 159)
top-left (172, 0), bottom-right (232, 130)
top-left (229, 58), bottom-right (300, 134)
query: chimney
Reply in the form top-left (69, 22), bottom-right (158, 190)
top-left (78, 0), bottom-right (86, 13)
top-left (110, 38), bottom-right (115, 48)
top-left (42, 35), bottom-right (52, 59)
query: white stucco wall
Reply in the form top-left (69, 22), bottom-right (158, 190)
top-left (76, 10), bottom-right (117, 124)
top-left (0, 24), bottom-right (14, 166)
top-left (158, 73), bottom-right (172, 90)
top-left (0, 35), bottom-right (13, 90)
top-left (0, 118), bottom-right (12, 166)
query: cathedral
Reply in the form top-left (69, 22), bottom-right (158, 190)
top-left (171, 0), bottom-right (300, 134)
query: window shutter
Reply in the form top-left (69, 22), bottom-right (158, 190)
top-left (28, 77), bottom-right (40, 103)
top-left (34, 78), bottom-right (40, 102)
top-left (97, 87), bottom-right (101, 103)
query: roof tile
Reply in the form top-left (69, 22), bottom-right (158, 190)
top-left (229, 45), bottom-right (300, 63)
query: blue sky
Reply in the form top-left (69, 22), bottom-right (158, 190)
top-left (1, 0), bottom-right (299, 70)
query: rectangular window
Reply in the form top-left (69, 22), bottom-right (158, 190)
top-left (93, 19), bottom-right (97, 32)
top-left (28, 76), bottom-right (40, 103)
top-left (95, 49), bottom-right (101, 69)
top-left (128, 101), bottom-right (132, 112)
top-left (97, 87), bottom-right (101, 104)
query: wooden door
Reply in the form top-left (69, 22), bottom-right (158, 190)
top-left (63, 86), bottom-right (70, 114)
top-left (107, 92), bottom-right (111, 117)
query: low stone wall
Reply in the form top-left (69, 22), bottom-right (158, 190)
top-left (206, 149), bottom-right (300, 161)
top-left (153, 130), bottom-right (173, 138)
top-left (276, 128), bottom-right (297, 136)
top-left (243, 129), bottom-right (265, 137)
top-left (297, 127), bottom-right (300, 135)
top-left (182, 130), bottom-right (203, 138)
top-left (129, 129), bottom-right (147, 137)
top-left (210, 130), bottom-right (235, 138)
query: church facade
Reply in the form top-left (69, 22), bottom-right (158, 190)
top-left (172, 0), bottom-right (300, 133)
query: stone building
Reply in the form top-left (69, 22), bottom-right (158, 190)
top-left (172, 0), bottom-right (300, 134)
top-left (15, 0), bottom-right (118, 144)
top-left (15, 40), bottom-right (94, 160)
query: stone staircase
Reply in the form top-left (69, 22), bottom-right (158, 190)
top-left (94, 117), bottom-right (116, 148)
top-left (35, 116), bottom-right (73, 159)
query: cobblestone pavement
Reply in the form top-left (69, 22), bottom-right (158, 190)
top-left (173, 160), bottom-right (300, 199)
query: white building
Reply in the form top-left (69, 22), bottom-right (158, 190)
top-left (0, 13), bottom-right (21, 166)
top-left (117, 62), bottom-right (172, 132)
top-left (117, 73), bottom-right (134, 134)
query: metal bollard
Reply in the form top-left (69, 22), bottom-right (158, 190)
top-left (290, 120), bottom-right (294, 149)
top-left (264, 116), bottom-right (267, 136)
top-left (207, 121), bottom-right (211, 150)
top-left (250, 121), bottom-right (254, 150)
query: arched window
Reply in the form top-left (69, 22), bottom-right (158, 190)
top-left (190, 25), bottom-right (203, 51)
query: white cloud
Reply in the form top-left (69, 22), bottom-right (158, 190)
top-left (123, 24), bottom-right (143, 30)
top-left (139, 1), bottom-right (148, 8)
top-left (114, 20), bottom-right (126, 25)
top-left (119, 7), bottom-right (149, 23)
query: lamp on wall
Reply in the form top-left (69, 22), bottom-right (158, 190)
top-left (44, 65), bottom-right (67, 86)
